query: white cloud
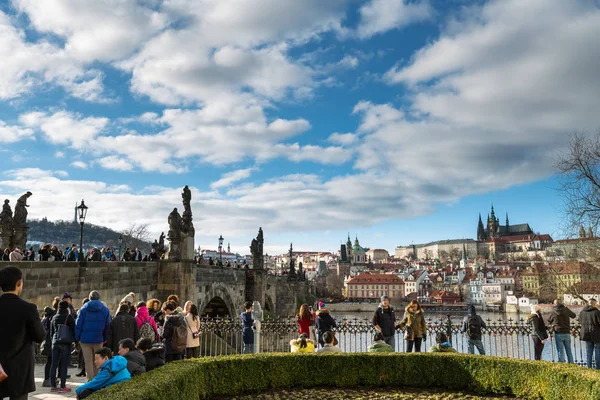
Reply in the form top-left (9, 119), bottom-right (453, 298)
top-left (70, 161), bottom-right (88, 169)
top-left (55, 151), bottom-right (65, 158)
top-left (0, 120), bottom-right (34, 143)
top-left (20, 111), bottom-right (109, 149)
top-left (96, 155), bottom-right (134, 171)
top-left (211, 168), bottom-right (255, 189)
top-left (356, 0), bottom-right (432, 39)
top-left (328, 132), bottom-right (357, 146)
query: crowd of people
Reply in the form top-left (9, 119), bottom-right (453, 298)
top-left (0, 244), bottom-right (161, 262)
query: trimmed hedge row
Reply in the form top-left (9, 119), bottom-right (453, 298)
top-left (89, 353), bottom-right (600, 400)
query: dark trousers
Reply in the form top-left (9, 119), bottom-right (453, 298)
top-left (533, 337), bottom-right (545, 361)
top-left (78, 389), bottom-right (95, 399)
top-left (406, 338), bottom-right (422, 352)
top-left (166, 352), bottom-right (183, 363)
top-left (7, 394), bottom-right (28, 400)
top-left (44, 355), bottom-right (52, 380)
top-left (185, 347), bottom-right (200, 359)
top-left (50, 344), bottom-right (71, 388)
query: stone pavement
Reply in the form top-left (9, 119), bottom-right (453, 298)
top-left (30, 364), bottom-right (87, 399)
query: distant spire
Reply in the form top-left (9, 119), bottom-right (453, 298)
top-left (506, 212), bottom-right (509, 227)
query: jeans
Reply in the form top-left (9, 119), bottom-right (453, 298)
top-left (384, 335), bottom-right (395, 352)
top-left (586, 341), bottom-right (600, 369)
top-left (6, 394), bottom-right (28, 400)
top-left (532, 337), bottom-right (545, 361)
top-left (50, 344), bottom-right (72, 388)
top-left (44, 355), bottom-right (52, 380)
top-left (243, 343), bottom-right (255, 354)
top-left (554, 333), bottom-right (574, 363)
top-left (468, 339), bottom-right (486, 355)
top-left (406, 338), bottom-right (422, 352)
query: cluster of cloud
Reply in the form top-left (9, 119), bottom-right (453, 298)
top-left (0, 0), bottom-right (599, 242)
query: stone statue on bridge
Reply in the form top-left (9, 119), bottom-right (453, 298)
top-left (13, 191), bottom-right (32, 226)
top-left (1, 192), bottom-right (32, 250)
top-left (167, 186), bottom-right (196, 261)
top-left (287, 242), bottom-right (297, 280)
top-left (167, 208), bottom-right (182, 260)
top-left (181, 185), bottom-right (195, 237)
top-left (250, 227), bottom-right (264, 269)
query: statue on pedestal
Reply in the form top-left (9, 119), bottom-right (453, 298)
top-left (167, 208), bottom-right (182, 260)
top-left (13, 191), bottom-right (32, 226)
top-left (0, 199), bottom-right (13, 249)
top-left (10, 192), bottom-right (32, 250)
top-left (166, 186), bottom-right (197, 261)
top-left (250, 227), bottom-right (264, 269)
top-left (181, 185), bottom-right (195, 236)
top-left (287, 242), bottom-right (297, 280)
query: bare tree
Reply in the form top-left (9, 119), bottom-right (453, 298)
top-left (121, 223), bottom-right (152, 255)
top-left (556, 131), bottom-right (600, 234)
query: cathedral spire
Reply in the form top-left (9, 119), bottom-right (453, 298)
top-left (506, 212), bottom-right (509, 227)
top-left (477, 213), bottom-right (485, 241)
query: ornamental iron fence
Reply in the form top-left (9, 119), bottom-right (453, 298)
top-left (196, 316), bottom-right (592, 367)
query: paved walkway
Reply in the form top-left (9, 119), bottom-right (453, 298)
top-left (30, 364), bottom-right (87, 399)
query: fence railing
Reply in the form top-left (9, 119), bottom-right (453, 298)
top-left (196, 316), bottom-right (591, 367)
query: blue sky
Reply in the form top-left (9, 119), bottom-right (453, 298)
top-left (0, 0), bottom-right (598, 255)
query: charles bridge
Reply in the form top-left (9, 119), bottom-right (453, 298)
top-left (16, 259), bottom-right (314, 318)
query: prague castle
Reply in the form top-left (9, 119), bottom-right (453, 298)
top-left (477, 204), bottom-right (533, 241)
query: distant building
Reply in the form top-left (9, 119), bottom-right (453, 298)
top-left (366, 248), bottom-right (389, 263)
top-left (345, 272), bottom-right (405, 301)
top-left (477, 204), bottom-right (533, 241)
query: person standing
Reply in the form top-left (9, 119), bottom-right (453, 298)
top-left (399, 300), bottom-right (427, 352)
top-left (296, 304), bottom-right (314, 339)
top-left (526, 304), bottom-right (548, 361)
top-left (0, 266), bottom-right (46, 400)
top-left (50, 300), bottom-right (76, 392)
top-left (547, 299), bottom-right (576, 363)
top-left (75, 290), bottom-right (111, 380)
top-left (461, 304), bottom-right (486, 355)
top-left (185, 304), bottom-right (201, 358)
top-left (315, 302), bottom-right (337, 348)
top-left (162, 302), bottom-right (186, 362)
top-left (41, 306), bottom-right (56, 387)
top-left (106, 304), bottom-right (139, 355)
top-left (372, 295), bottom-right (396, 351)
top-left (579, 298), bottom-right (600, 369)
top-left (241, 301), bottom-right (255, 354)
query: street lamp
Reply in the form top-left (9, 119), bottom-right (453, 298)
top-left (118, 234), bottom-right (123, 261)
top-left (218, 235), bottom-right (224, 263)
top-left (76, 199), bottom-right (88, 261)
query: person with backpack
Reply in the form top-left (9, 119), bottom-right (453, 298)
top-left (462, 304), bottom-right (487, 355)
top-left (50, 300), bottom-right (76, 392)
top-left (135, 301), bottom-right (159, 343)
top-left (161, 302), bottom-right (186, 362)
top-left (372, 295), bottom-right (397, 351)
top-left (106, 304), bottom-right (139, 355)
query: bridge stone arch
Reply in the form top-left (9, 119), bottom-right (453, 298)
top-left (197, 285), bottom-right (239, 318)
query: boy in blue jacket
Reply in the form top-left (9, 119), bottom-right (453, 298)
top-left (76, 347), bottom-right (131, 399)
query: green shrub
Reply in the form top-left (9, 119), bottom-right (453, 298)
top-left (89, 353), bottom-right (600, 400)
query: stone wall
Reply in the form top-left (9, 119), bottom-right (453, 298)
top-left (8, 261), bottom-right (159, 313)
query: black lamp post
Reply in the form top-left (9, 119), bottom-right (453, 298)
top-left (218, 235), bottom-right (224, 263)
top-left (118, 234), bottom-right (123, 261)
top-left (76, 199), bottom-right (88, 261)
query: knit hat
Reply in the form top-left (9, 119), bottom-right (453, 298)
top-left (318, 302), bottom-right (327, 310)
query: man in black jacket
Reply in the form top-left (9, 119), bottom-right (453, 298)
top-left (118, 338), bottom-right (146, 376)
top-left (579, 298), bottom-right (600, 369)
top-left (547, 299), bottom-right (576, 363)
top-left (0, 266), bottom-right (46, 400)
top-left (106, 304), bottom-right (139, 354)
top-left (136, 338), bottom-right (165, 372)
top-left (372, 295), bottom-right (396, 351)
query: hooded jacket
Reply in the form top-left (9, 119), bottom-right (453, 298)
top-left (106, 311), bottom-right (140, 354)
top-left (429, 342), bottom-right (457, 353)
top-left (75, 299), bottom-right (111, 344)
top-left (368, 341), bottom-right (393, 352)
top-left (50, 307), bottom-right (76, 348)
top-left (579, 305), bottom-right (600, 342)
top-left (75, 356), bottom-right (131, 395)
top-left (315, 309), bottom-right (337, 345)
top-left (135, 306), bottom-right (159, 342)
top-left (461, 305), bottom-right (486, 340)
top-left (526, 311), bottom-right (548, 341)
top-left (143, 345), bottom-right (166, 372)
top-left (372, 304), bottom-right (396, 337)
top-left (41, 307), bottom-right (56, 356)
top-left (163, 312), bottom-right (185, 354)
top-left (123, 350), bottom-right (146, 377)
top-left (399, 306), bottom-right (427, 340)
top-left (547, 304), bottom-right (576, 334)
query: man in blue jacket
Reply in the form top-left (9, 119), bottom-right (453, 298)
top-left (76, 347), bottom-right (131, 399)
top-left (76, 290), bottom-right (111, 380)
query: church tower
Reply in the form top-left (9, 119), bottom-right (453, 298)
top-left (346, 234), bottom-right (352, 263)
top-left (506, 212), bottom-right (509, 228)
top-left (477, 213), bottom-right (485, 240)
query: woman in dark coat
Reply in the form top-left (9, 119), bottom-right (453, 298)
top-left (0, 267), bottom-right (46, 399)
top-left (526, 304), bottom-right (548, 361)
top-left (41, 306), bottom-right (56, 387)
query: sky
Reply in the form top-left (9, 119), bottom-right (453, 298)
top-left (0, 0), bottom-right (598, 256)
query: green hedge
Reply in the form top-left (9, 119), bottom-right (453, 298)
top-left (90, 353), bottom-right (600, 400)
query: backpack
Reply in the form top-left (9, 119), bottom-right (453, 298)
top-left (467, 315), bottom-right (481, 339)
top-left (139, 317), bottom-right (156, 342)
top-left (171, 320), bottom-right (188, 352)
